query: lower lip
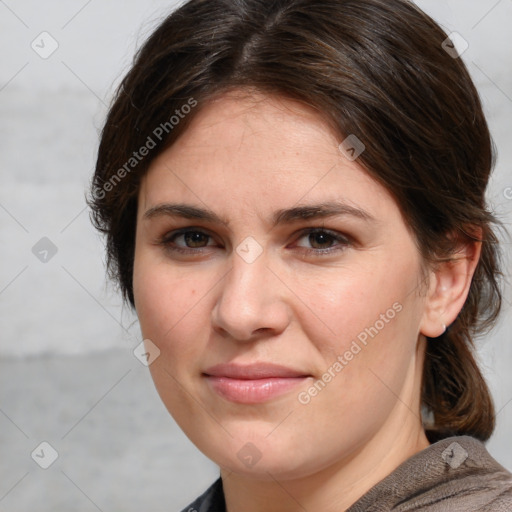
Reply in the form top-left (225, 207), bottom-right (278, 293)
top-left (205, 376), bottom-right (309, 404)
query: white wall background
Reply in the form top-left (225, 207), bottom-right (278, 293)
top-left (0, 1), bottom-right (511, 510)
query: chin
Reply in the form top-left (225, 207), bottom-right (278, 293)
top-left (194, 432), bottom-right (324, 482)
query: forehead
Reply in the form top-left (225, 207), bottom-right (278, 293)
top-left (172, 90), bottom-right (340, 159)
top-left (138, 90), bottom-right (399, 225)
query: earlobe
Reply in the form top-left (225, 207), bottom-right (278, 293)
top-left (419, 233), bottom-right (482, 338)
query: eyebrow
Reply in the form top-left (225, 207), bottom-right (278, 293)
top-left (142, 201), bottom-right (375, 227)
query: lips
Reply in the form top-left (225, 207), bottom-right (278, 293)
top-left (203, 362), bottom-right (311, 404)
top-left (204, 362), bottom-right (309, 379)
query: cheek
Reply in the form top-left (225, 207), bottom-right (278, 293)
top-left (133, 255), bottom-right (212, 362)
top-left (133, 256), bottom-right (217, 426)
top-left (298, 254), bottom-right (423, 376)
top-left (296, 264), bottom-right (392, 347)
top-left (292, 261), bottom-right (423, 440)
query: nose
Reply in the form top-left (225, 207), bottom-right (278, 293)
top-left (211, 252), bottom-right (292, 342)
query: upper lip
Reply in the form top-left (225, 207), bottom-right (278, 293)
top-left (203, 362), bottom-right (310, 379)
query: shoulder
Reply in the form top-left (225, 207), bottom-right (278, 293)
top-left (443, 435), bottom-right (512, 511)
top-left (411, 435), bottom-right (512, 511)
top-left (180, 477), bottom-right (225, 512)
top-left (348, 435), bottom-right (512, 511)
top-left (482, 489), bottom-right (512, 512)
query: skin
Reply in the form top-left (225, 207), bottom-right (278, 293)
top-left (132, 89), bottom-right (481, 511)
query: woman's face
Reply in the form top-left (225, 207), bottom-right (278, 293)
top-left (133, 90), bottom-right (431, 480)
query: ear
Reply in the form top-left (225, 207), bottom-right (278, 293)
top-left (419, 230), bottom-right (482, 338)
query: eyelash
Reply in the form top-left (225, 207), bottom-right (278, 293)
top-left (157, 227), bottom-right (352, 257)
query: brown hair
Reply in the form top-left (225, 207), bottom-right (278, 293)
top-left (88, 0), bottom-right (504, 442)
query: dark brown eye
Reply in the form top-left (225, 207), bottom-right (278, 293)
top-left (182, 231), bottom-right (210, 248)
top-left (294, 228), bottom-right (351, 256)
top-left (159, 228), bottom-right (217, 253)
top-left (308, 231), bottom-right (336, 249)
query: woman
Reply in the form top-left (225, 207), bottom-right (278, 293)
top-left (89, 0), bottom-right (512, 510)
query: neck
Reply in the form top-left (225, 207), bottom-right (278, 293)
top-left (221, 419), bottom-right (429, 512)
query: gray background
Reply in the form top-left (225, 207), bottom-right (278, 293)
top-left (0, 1), bottom-right (511, 510)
